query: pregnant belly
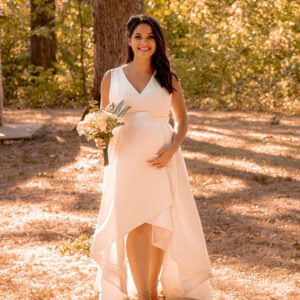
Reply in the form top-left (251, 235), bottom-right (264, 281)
top-left (106, 119), bottom-right (175, 205)
top-left (111, 119), bottom-right (174, 162)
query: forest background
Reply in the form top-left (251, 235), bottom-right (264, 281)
top-left (0, 0), bottom-right (299, 112)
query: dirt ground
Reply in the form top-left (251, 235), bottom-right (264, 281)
top-left (0, 108), bottom-right (299, 300)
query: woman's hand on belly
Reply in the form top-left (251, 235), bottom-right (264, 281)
top-left (146, 144), bottom-right (177, 169)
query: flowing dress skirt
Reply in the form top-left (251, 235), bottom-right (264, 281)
top-left (90, 112), bottom-right (213, 299)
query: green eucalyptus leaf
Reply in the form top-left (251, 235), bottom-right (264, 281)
top-left (106, 103), bottom-right (115, 113)
top-left (117, 106), bottom-right (131, 117)
top-left (114, 100), bottom-right (125, 115)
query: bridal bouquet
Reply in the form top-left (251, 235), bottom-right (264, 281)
top-left (76, 100), bottom-right (131, 165)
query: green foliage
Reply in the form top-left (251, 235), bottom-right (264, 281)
top-left (0, 0), bottom-right (31, 102)
top-left (58, 234), bottom-right (91, 255)
top-left (146, 0), bottom-right (300, 112)
top-left (17, 66), bottom-right (62, 107)
top-left (55, 0), bottom-right (93, 102)
top-left (0, 0), bottom-right (299, 112)
top-left (1, 0), bottom-right (93, 107)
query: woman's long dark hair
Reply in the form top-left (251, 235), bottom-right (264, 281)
top-left (126, 14), bottom-right (176, 94)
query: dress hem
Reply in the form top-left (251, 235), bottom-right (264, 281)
top-left (90, 204), bottom-right (213, 299)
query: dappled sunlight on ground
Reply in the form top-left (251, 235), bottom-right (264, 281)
top-left (185, 111), bottom-right (299, 299)
top-left (0, 109), bottom-right (299, 299)
top-left (3, 108), bottom-right (85, 131)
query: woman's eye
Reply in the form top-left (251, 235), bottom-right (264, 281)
top-left (133, 36), bottom-right (155, 40)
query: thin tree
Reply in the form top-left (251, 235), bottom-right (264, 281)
top-left (0, 10), bottom-right (6, 126)
top-left (30, 0), bottom-right (56, 70)
top-left (78, 0), bottom-right (87, 98)
top-left (0, 49), bottom-right (4, 127)
top-left (91, 0), bottom-right (144, 103)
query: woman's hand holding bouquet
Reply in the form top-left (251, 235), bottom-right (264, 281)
top-left (76, 100), bottom-right (131, 165)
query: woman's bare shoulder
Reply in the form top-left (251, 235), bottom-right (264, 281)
top-left (102, 64), bottom-right (128, 88)
top-left (101, 70), bottom-right (111, 88)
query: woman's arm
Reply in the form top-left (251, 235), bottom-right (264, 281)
top-left (169, 75), bottom-right (188, 151)
top-left (147, 75), bottom-right (188, 169)
top-left (100, 70), bottom-right (111, 110)
top-left (95, 71), bottom-right (111, 150)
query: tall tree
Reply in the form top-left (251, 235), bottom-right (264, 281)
top-left (91, 0), bottom-right (144, 102)
top-left (0, 10), bottom-right (6, 126)
top-left (30, 0), bottom-right (56, 70)
top-left (0, 50), bottom-right (4, 126)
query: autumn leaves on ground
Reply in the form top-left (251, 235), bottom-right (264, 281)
top-left (0, 108), bottom-right (299, 300)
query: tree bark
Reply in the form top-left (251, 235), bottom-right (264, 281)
top-left (0, 50), bottom-right (4, 126)
top-left (30, 0), bottom-right (56, 70)
top-left (91, 0), bottom-right (144, 103)
top-left (0, 11), bottom-right (5, 126)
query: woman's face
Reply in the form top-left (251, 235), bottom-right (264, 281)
top-left (128, 23), bottom-right (156, 59)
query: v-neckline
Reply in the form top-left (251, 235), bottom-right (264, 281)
top-left (121, 67), bottom-right (155, 95)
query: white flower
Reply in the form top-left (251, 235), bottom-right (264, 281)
top-left (76, 101), bottom-right (130, 142)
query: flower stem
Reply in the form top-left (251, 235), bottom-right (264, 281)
top-left (103, 147), bottom-right (109, 166)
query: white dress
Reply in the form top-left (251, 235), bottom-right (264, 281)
top-left (90, 66), bottom-right (213, 300)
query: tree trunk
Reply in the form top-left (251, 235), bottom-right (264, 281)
top-left (0, 11), bottom-right (5, 126)
top-left (91, 0), bottom-right (144, 103)
top-left (30, 0), bottom-right (56, 70)
top-left (0, 49), bottom-right (4, 126)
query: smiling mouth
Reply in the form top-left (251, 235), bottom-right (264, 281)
top-left (138, 48), bottom-right (151, 52)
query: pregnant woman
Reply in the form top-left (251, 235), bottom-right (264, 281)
top-left (90, 14), bottom-right (213, 300)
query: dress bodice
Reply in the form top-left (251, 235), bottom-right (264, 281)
top-left (109, 66), bottom-right (172, 122)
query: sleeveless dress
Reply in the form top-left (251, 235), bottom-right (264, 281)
top-left (90, 66), bottom-right (213, 300)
